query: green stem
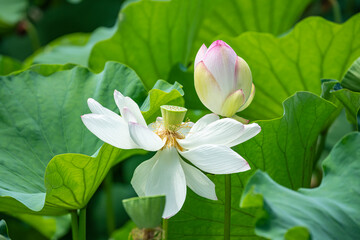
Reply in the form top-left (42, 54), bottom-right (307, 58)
top-left (329, 0), bottom-right (342, 23)
top-left (79, 207), bottom-right (87, 240)
top-left (105, 170), bottom-right (115, 235)
top-left (25, 20), bottom-right (41, 51)
top-left (162, 218), bottom-right (168, 240)
top-left (71, 210), bottom-right (79, 240)
top-left (224, 174), bottom-right (231, 240)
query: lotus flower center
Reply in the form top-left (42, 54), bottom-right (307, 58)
top-left (155, 105), bottom-right (189, 151)
top-left (157, 128), bottom-right (185, 151)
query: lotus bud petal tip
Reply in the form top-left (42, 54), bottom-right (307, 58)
top-left (195, 44), bottom-right (208, 67)
top-left (194, 40), bottom-right (254, 118)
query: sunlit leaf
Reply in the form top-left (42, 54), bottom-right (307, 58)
top-left (89, 0), bottom-right (210, 89)
top-left (44, 145), bottom-right (131, 211)
top-left (89, 0), bottom-right (314, 92)
top-left (141, 80), bottom-right (184, 123)
top-left (197, 0), bottom-right (313, 45)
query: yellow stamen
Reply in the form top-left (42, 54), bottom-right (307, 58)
top-left (153, 121), bottom-right (191, 151)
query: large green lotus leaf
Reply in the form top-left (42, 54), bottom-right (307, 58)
top-left (89, 0), bottom-right (209, 89)
top-left (0, 62), bottom-right (183, 215)
top-left (241, 132), bottom-right (360, 239)
top-left (44, 145), bottom-right (125, 212)
top-left (43, 80), bottom-right (184, 212)
top-left (197, 0), bottom-right (313, 46)
top-left (141, 80), bottom-right (184, 123)
top-left (25, 25), bottom-right (116, 67)
top-left (89, 0), bottom-right (313, 92)
top-left (0, 62), bottom-right (145, 214)
top-left (0, 55), bottom-right (22, 75)
top-left (169, 92), bottom-right (337, 239)
top-left (0, 0), bottom-right (27, 33)
top-left (45, 146), bottom-right (147, 213)
top-left (221, 14), bottom-right (360, 120)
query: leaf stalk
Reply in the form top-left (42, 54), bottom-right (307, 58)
top-left (329, 0), bottom-right (342, 23)
top-left (162, 218), bottom-right (168, 240)
top-left (79, 207), bottom-right (87, 240)
top-left (105, 170), bottom-right (115, 235)
top-left (224, 174), bottom-right (231, 240)
top-left (71, 210), bottom-right (79, 240)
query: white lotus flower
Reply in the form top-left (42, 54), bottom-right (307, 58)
top-left (81, 90), bottom-right (261, 218)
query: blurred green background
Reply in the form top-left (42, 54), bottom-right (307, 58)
top-left (0, 0), bottom-right (359, 62)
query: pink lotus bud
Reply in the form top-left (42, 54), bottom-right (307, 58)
top-left (194, 40), bottom-right (255, 118)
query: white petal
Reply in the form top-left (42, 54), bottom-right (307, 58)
top-left (227, 123), bottom-right (261, 147)
top-left (129, 122), bottom-right (165, 151)
top-left (180, 145), bottom-right (250, 174)
top-left (234, 56), bottom-right (253, 100)
top-left (180, 160), bottom-right (217, 200)
top-left (189, 113), bottom-right (219, 134)
top-left (145, 148), bottom-right (186, 218)
top-left (87, 98), bottom-right (120, 119)
top-left (177, 122), bottom-right (194, 137)
top-left (114, 90), bottom-right (147, 126)
top-left (81, 113), bottom-right (137, 149)
top-left (131, 152), bottom-right (159, 196)
top-left (237, 83), bottom-right (255, 112)
top-left (194, 62), bottom-right (224, 115)
top-left (122, 107), bottom-right (138, 123)
top-left (194, 44), bottom-right (207, 67)
top-left (148, 117), bottom-right (164, 132)
top-left (178, 118), bottom-right (244, 149)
